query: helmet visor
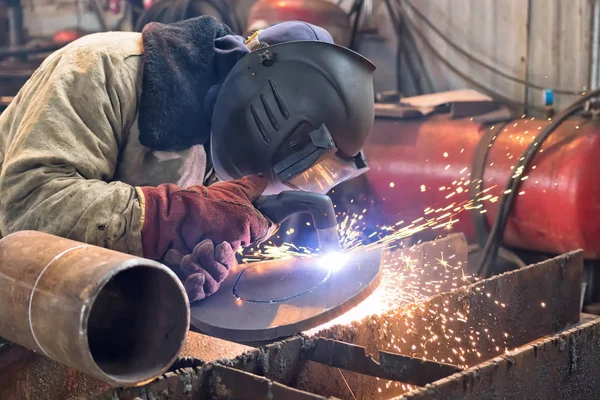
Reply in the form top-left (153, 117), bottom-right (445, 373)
top-left (286, 152), bottom-right (369, 194)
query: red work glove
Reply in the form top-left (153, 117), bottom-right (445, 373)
top-left (140, 175), bottom-right (274, 260)
top-left (164, 240), bottom-right (235, 302)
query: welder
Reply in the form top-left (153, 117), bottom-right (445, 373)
top-left (0, 17), bottom-right (374, 302)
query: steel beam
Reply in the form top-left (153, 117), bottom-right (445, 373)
top-left (306, 338), bottom-right (461, 387)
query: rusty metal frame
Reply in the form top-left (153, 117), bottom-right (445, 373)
top-left (92, 251), bottom-right (585, 400)
top-left (216, 335), bottom-right (462, 388)
top-left (1, 250), bottom-right (586, 399)
top-left (285, 251), bottom-right (585, 399)
top-left (305, 338), bottom-right (461, 387)
top-left (95, 316), bottom-right (600, 400)
top-left (96, 337), bottom-right (461, 400)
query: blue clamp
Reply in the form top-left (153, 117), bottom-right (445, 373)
top-left (544, 89), bottom-right (554, 106)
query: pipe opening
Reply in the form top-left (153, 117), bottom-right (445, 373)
top-left (87, 265), bottom-right (188, 382)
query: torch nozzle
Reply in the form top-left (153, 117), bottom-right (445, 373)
top-left (316, 226), bottom-right (341, 253)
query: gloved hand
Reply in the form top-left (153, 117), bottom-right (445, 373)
top-left (164, 240), bottom-right (235, 302)
top-left (139, 175), bottom-right (275, 260)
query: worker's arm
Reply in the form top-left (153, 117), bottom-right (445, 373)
top-left (0, 45), bottom-right (144, 254)
top-left (0, 43), bottom-right (274, 270)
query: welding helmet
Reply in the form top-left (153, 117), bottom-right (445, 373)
top-left (210, 40), bottom-right (375, 195)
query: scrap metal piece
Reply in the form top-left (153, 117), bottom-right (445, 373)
top-left (190, 247), bottom-right (383, 342)
top-left (307, 338), bottom-right (461, 387)
top-left (0, 231), bottom-right (189, 386)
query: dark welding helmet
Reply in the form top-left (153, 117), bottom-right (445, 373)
top-left (210, 40), bottom-right (376, 195)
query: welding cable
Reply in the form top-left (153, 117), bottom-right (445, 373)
top-left (348, 0), bottom-right (365, 51)
top-left (469, 123), bottom-right (507, 249)
top-left (476, 87), bottom-right (600, 277)
top-left (114, 0), bottom-right (131, 31)
top-left (382, 0), bottom-right (407, 93)
top-left (383, 0), bottom-right (430, 94)
top-left (477, 100), bottom-right (589, 276)
top-left (402, 0), bottom-right (584, 96)
top-left (396, 1), bottom-right (545, 113)
top-left (468, 244), bottom-right (526, 270)
top-left (481, 99), bottom-right (596, 274)
top-left (498, 247), bottom-right (527, 269)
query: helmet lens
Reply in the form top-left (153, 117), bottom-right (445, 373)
top-left (286, 153), bottom-right (369, 193)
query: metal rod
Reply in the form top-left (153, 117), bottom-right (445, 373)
top-left (385, 0), bottom-right (427, 94)
top-left (523, 0), bottom-right (533, 114)
top-left (306, 338), bottom-right (462, 386)
top-left (0, 231), bottom-right (190, 386)
top-left (349, 0), bottom-right (365, 50)
top-left (7, 3), bottom-right (24, 48)
top-left (88, 0), bottom-right (109, 31)
top-left (397, 1), bottom-right (432, 93)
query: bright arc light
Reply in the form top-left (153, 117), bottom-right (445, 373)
top-left (318, 252), bottom-right (350, 272)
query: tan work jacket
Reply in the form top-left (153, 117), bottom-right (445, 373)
top-left (0, 32), bottom-right (208, 255)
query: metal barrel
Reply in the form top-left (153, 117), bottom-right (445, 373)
top-left (0, 230), bottom-right (190, 386)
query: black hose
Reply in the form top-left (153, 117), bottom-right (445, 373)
top-left (383, 0), bottom-right (427, 94)
top-left (476, 87), bottom-right (600, 277)
top-left (348, 0), bottom-right (365, 51)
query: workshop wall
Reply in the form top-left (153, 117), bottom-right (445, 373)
top-left (14, 0), bottom-right (600, 113)
top-left (347, 0), bottom-right (398, 97)
top-left (396, 0), bottom-right (599, 113)
top-left (20, 0), bottom-right (132, 37)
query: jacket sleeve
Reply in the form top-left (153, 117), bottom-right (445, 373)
top-left (0, 44), bottom-right (144, 255)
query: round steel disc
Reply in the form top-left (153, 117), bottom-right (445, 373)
top-left (189, 247), bottom-right (382, 342)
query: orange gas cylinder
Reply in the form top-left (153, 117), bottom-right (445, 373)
top-left (364, 115), bottom-right (600, 258)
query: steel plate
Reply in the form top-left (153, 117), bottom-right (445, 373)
top-left (190, 247), bottom-right (383, 342)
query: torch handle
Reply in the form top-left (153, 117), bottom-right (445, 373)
top-left (254, 191), bottom-right (337, 229)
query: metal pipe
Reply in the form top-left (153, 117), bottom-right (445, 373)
top-left (7, 2), bottom-right (24, 48)
top-left (89, 0), bottom-right (109, 31)
top-left (590, 0), bottom-right (600, 91)
top-left (0, 231), bottom-right (190, 386)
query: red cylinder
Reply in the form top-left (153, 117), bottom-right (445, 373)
top-left (247, 0), bottom-right (351, 46)
top-left (364, 115), bottom-right (600, 258)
